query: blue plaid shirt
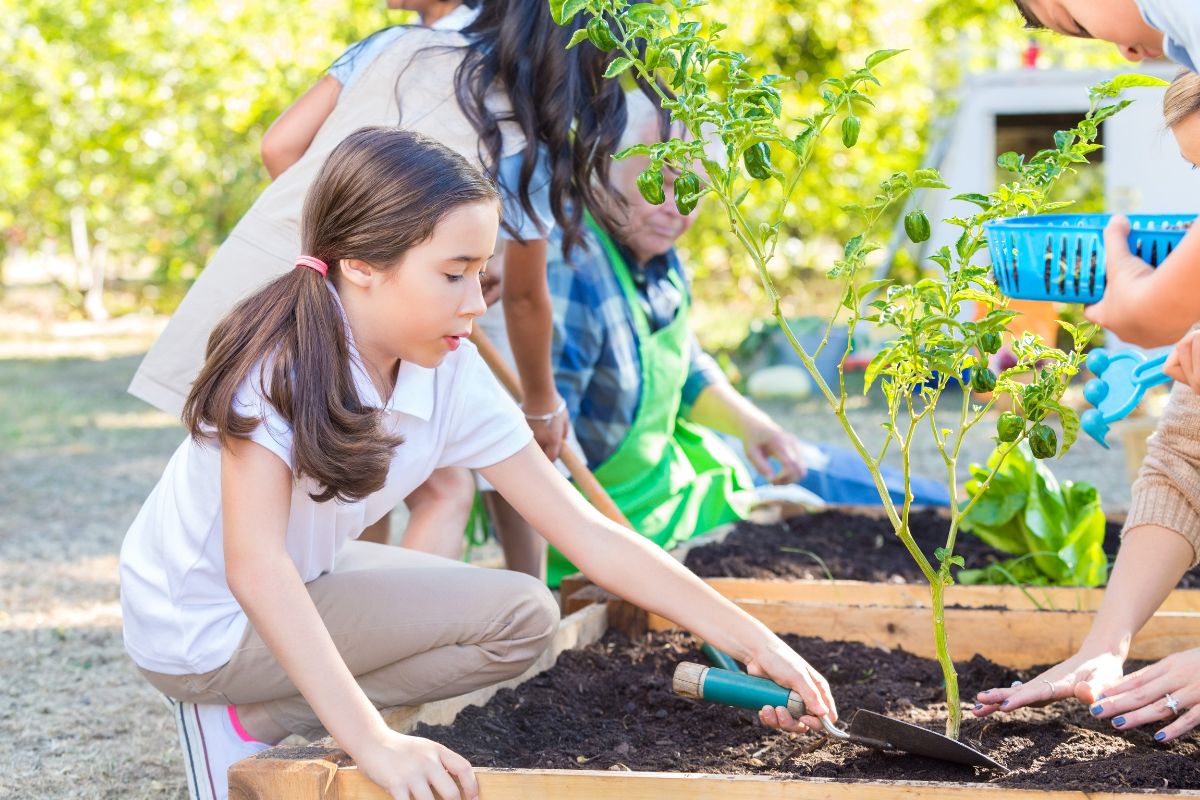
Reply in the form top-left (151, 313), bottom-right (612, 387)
top-left (549, 228), bottom-right (723, 468)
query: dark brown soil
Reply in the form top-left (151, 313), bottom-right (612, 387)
top-left (415, 631), bottom-right (1200, 790)
top-left (683, 508), bottom-right (1200, 589)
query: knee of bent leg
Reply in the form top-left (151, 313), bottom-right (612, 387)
top-left (407, 467), bottom-right (476, 510)
top-left (505, 574), bottom-right (560, 661)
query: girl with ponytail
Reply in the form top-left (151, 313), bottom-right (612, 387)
top-left (131, 0), bottom-right (644, 556)
top-left (120, 128), bottom-right (838, 800)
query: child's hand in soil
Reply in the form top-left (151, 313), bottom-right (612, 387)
top-left (1164, 329), bottom-right (1200, 394)
top-left (745, 640), bottom-right (837, 733)
top-left (355, 731), bottom-right (478, 800)
top-left (970, 649), bottom-right (1125, 717)
top-left (1086, 647), bottom-right (1200, 743)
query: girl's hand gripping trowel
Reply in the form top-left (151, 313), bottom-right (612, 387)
top-left (672, 662), bottom-right (1005, 771)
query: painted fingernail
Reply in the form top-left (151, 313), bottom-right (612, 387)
top-left (1000, 700), bottom-right (1010, 708)
top-left (1011, 680), bottom-right (1023, 687)
top-left (974, 703), bottom-right (983, 710)
top-left (1112, 716), bottom-right (1126, 727)
top-left (1090, 705), bottom-right (1103, 716)
top-left (1155, 731), bottom-right (1166, 742)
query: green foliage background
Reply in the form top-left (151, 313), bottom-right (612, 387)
top-left (1, 0), bottom-right (1125, 332)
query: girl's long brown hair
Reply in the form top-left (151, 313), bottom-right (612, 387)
top-left (183, 127), bottom-right (500, 503)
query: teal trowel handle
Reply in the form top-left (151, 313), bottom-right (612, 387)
top-left (673, 662), bottom-right (804, 716)
top-left (673, 662), bottom-right (849, 739)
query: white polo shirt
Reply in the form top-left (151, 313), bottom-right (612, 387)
top-left (119, 292), bottom-right (532, 675)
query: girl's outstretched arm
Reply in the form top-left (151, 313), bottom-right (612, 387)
top-left (480, 442), bottom-right (837, 732)
top-left (222, 438), bottom-right (478, 800)
top-left (260, 75), bottom-right (341, 179)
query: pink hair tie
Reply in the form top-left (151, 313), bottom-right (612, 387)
top-left (294, 255), bottom-right (328, 277)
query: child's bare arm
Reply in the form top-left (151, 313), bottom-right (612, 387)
top-left (481, 442), bottom-right (836, 731)
top-left (222, 438), bottom-right (477, 800)
top-left (1084, 217), bottom-right (1200, 346)
top-left (260, 75), bottom-right (342, 179)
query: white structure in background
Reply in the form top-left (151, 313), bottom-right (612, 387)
top-left (916, 64), bottom-right (1199, 353)
top-left (926, 64), bottom-right (1198, 255)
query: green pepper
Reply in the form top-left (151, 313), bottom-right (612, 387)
top-left (996, 412), bottom-right (1023, 443)
top-left (979, 331), bottom-right (1002, 355)
top-left (586, 17), bottom-right (619, 51)
top-left (1029, 423), bottom-right (1057, 459)
top-left (841, 115), bottom-right (861, 148)
top-left (674, 171), bottom-right (701, 215)
top-left (743, 142), bottom-right (773, 181)
top-left (636, 167), bottom-right (665, 205)
top-left (904, 210), bottom-right (931, 243)
top-left (970, 367), bottom-right (997, 394)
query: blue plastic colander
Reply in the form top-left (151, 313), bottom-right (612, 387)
top-left (983, 213), bottom-right (1195, 303)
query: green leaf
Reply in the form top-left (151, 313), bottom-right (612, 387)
top-left (603, 57), bottom-right (634, 79)
top-left (863, 347), bottom-right (896, 394)
top-left (996, 151), bottom-right (1023, 174)
top-left (865, 49), bottom-right (905, 69)
top-left (1108, 73), bottom-right (1170, 91)
top-left (549, 0), bottom-right (589, 25)
top-left (565, 28), bottom-right (591, 49)
top-left (912, 168), bottom-right (948, 189)
top-left (952, 193), bottom-right (992, 210)
top-left (856, 278), bottom-right (892, 300)
top-left (613, 144), bottom-right (652, 160)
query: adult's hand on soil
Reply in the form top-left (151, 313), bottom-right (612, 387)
top-left (355, 732), bottom-right (478, 800)
top-left (742, 421), bottom-right (807, 484)
top-left (1086, 647), bottom-right (1200, 743)
top-left (971, 649), bottom-right (1125, 717)
top-left (745, 640), bottom-right (837, 734)
top-left (1082, 216), bottom-right (1157, 345)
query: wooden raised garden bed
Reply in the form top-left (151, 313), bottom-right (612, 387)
top-left (229, 595), bottom-right (1200, 799)
top-left (562, 505), bottom-right (1200, 615)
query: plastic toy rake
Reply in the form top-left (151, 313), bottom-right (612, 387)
top-left (1081, 347), bottom-right (1170, 448)
top-left (983, 214), bottom-right (1193, 304)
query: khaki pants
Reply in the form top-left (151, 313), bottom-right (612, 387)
top-left (138, 541), bottom-right (559, 740)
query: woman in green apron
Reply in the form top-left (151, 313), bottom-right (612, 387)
top-left (545, 219), bottom-right (756, 585)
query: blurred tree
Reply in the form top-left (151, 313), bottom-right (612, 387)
top-left (0, 0), bottom-right (1126, 323)
top-left (0, 0), bottom-right (381, 314)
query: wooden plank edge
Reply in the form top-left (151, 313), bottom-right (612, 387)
top-left (562, 573), bottom-right (1200, 614)
top-left (647, 601), bottom-right (1200, 668)
top-left (229, 604), bottom-right (608, 799)
top-left (313, 763), bottom-right (1200, 799)
top-left (697, 577), bottom-right (1200, 613)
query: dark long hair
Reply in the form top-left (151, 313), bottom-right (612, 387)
top-left (183, 128), bottom-right (500, 503)
top-left (455, 0), bottom-right (629, 254)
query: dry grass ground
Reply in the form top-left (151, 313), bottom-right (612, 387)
top-left (0, 311), bottom-right (1136, 798)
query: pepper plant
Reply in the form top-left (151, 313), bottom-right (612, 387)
top-left (552, 0), bottom-right (1162, 738)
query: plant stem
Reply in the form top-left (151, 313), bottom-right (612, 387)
top-left (930, 578), bottom-right (961, 738)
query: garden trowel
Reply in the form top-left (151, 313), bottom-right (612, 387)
top-left (672, 661), bottom-right (1005, 771)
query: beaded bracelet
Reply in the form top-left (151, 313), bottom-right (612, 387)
top-left (523, 398), bottom-right (567, 423)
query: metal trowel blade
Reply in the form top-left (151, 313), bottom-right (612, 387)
top-left (847, 709), bottom-right (1006, 771)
